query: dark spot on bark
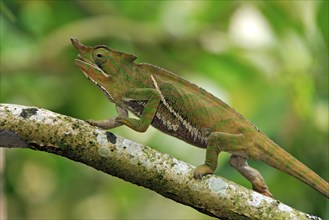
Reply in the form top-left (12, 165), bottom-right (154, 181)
top-left (72, 123), bottom-right (79, 130)
top-left (105, 131), bottom-right (117, 144)
top-left (0, 130), bottom-right (28, 148)
top-left (20, 108), bottom-right (38, 119)
top-left (58, 142), bottom-right (70, 150)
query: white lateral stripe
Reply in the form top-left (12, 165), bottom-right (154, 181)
top-left (150, 75), bottom-right (204, 142)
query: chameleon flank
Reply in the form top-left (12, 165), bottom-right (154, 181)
top-left (71, 38), bottom-right (329, 198)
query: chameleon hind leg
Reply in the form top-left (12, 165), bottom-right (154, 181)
top-left (193, 131), bottom-right (273, 197)
top-left (229, 155), bottom-right (272, 197)
top-left (193, 132), bottom-right (244, 179)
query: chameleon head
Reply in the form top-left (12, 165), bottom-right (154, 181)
top-left (71, 38), bottom-right (137, 101)
top-left (71, 37), bottom-right (137, 89)
top-left (71, 38), bottom-right (112, 87)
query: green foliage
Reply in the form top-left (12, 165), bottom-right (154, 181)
top-left (1, 1), bottom-right (328, 219)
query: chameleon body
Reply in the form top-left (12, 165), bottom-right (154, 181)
top-left (71, 38), bottom-right (329, 198)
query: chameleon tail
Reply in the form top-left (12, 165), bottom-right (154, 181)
top-left (255, 133), bottom-right (329, 198)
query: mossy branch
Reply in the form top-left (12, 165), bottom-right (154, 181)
top-left (0, 104), bottom-right (321, 220)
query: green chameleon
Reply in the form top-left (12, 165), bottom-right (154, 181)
top-left (71, 38), bottom-right (328, 198)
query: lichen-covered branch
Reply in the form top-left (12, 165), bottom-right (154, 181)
top-left (0, 104), bottom-right (321, 220)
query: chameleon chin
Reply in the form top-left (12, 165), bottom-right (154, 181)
top-left (71, 38), bottom-right (329, 199)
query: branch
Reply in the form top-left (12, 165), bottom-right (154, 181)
top-left (0, 103), bottom-right (321, 220)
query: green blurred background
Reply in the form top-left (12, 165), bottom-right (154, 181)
top-left (0, 0), bottom-right (328, 219)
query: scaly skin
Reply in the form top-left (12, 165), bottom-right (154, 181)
top-left (71, 38), bottom-right (329, 198)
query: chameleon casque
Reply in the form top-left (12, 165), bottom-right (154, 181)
top-left (71, 38), bottom-right (329, 198)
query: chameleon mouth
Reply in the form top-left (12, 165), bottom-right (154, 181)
top-left (74, 58), bottom-right (114, 102)
top-left (76, 54), bottom-right (88, 62)
top-left (74, 56), bottom-right (110, 78)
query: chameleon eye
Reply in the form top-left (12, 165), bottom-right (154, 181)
top-left (93, 48), bottom-right (108, 66)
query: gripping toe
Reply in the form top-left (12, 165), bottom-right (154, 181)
top-left (193, 164), bottom-right (214, 179)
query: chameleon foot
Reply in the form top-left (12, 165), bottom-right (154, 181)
top-left (258, 189), bottom-right (273, 197)
top-left (86, 117), bottom-right (122, 130)
top-left (229, 155), bottom-right (273, 198)
top-left (193, 164), bottom-right (214, 179)
top-left (252, 178), bottom-right (273, 197)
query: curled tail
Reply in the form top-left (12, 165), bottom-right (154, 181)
top-left (255, 133), bottom-right (329, 198)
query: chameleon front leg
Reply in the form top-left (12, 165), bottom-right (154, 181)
top-left (117, 88), bottom-right (161, 132)
top-left (87, 105), bottom-right (128, 129)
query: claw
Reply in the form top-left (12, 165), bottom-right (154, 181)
top-left (261, 191), bottom-right (273, 198)
top-left (86, 119), bottom-right (95, 125)
top-left (253, 185), bottom-right (273, 198)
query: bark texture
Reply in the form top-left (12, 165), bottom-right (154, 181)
top-left (0, 103), bottom-right (322, 220)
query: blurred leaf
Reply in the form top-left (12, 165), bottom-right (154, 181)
top-left (0, 1), bottom-right (16, 22)
top-left (317, 1), bottom-right (328, 47)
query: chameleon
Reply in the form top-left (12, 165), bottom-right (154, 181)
top-left (71, 38), bottom-right (329, 198)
